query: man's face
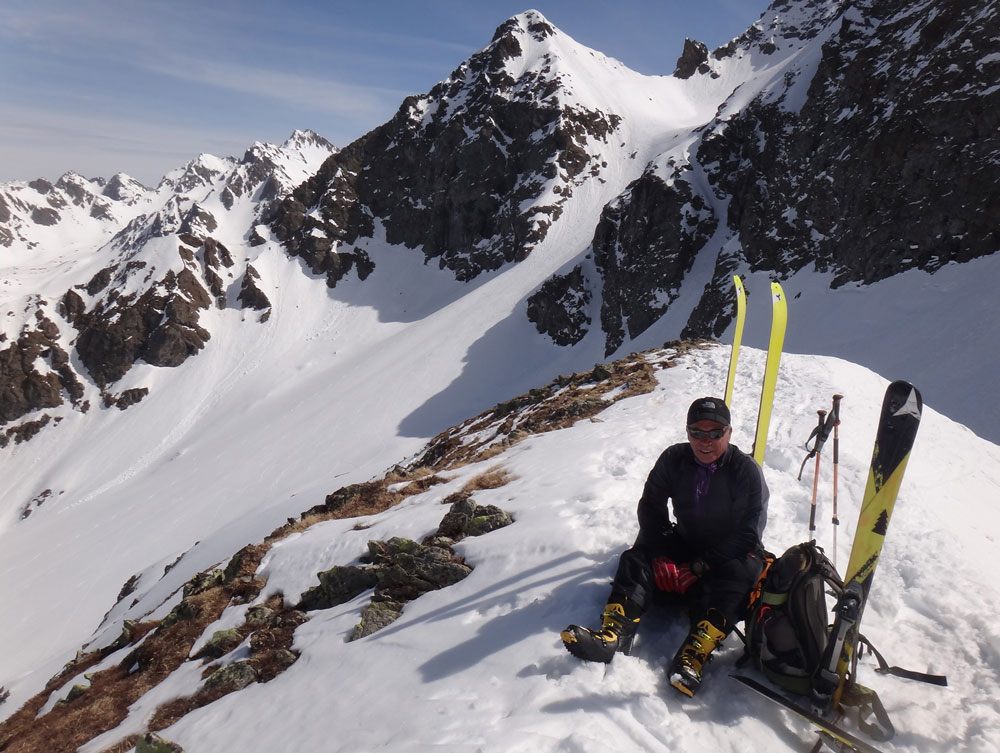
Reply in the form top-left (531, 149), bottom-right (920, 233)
top-left (686, 420), bottom-right (731, 464)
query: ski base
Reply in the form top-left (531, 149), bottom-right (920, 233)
top-left (732, 675), bottom-right (886, 753)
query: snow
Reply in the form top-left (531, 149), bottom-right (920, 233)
top-left (64, 344), bottom-right (1000, 753)
top-left (1, 7), bottom-right (999, 752)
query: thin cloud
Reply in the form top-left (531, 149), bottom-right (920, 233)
top-left (0, 103), bottom-right (261, 183)
top-left (141, 55), bottom-right (411, 118)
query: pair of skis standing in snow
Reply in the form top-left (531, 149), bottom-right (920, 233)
top-left (561, 276), bottom-right (941, 752)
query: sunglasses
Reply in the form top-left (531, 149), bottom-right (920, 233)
top-left (687, 426), bottom-right (729, 440)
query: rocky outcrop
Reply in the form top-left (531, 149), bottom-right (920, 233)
top-left (271, 11), bottom-right (622, 284)
top-left (297, 495), bottom-right (513, 639)
top-left (679, 0), bottom-right (1000, 335)
top-left (0, 313), bottom-right (84, 425)
top-left (237, 264), bottom-right (272, 318)
top-left (593, 167), bottom-right (717, 355)
top-left (66, 267), bottom-right (212, 388)
top-left (673, 38), bottom-right (711, 79)
top-left (525, 265), bottom-right (591, 346)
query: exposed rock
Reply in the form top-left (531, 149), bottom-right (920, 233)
top-left (85, 266), bottom-right (114, 296)
top-left (203, 237), bottom-right (234, 269)
top-left (352, 600), bottom-right (403, 640)
top-left (368, 537), bottom-right (472, 603)
top-left (1, 414), bottom-right (56, 448)
top-left (0, 332), bottom-right (63, 423)
top-left (591, 167), bottom-right (716, 355)
top-left (297, 496), bottom-right (513, 639)
top-left (194, 629), bottom-right (243, 660)
top-left (113, 387), bottom-right (149, 411)
top-left (203, 661), bottom-right (257, 692)
top-left (678, 0), bottom-right (1000, 335)
top-left (245, 606), bottom-right (275, 627)
top-left (436, 497), bottom-right (514, 540)
top-left (158, 599), bottom-right (201, 631)
top-left (673, 38), bottom-right (710, 79)
top-left (297, 565), bottom-right (378, 611)
top-left (71, 268), bottom-right (211, 387)
top-left (303, 481), bottom-right (402, 519)
top-left (237, 264), bottom-right (271, 314)
top-left (0, 315), bottom-right (83, 426)
top-left (526, 265), bottom-right (592, 345)
top-left (183, 569), bottom-right (225, 598)
top-left (136, 733), bottom-right (185, 753)
top-left (116, 574), bottom-right (140, 602)
top-left (64, 684), bottom-right (88, 703)
top-left (248, 225), bottom-right (267, 246)
top-left (271, 11), bottom-right (621, 284)
top-left (31, 207), bottom-right (60, 226)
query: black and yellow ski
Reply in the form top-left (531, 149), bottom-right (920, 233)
top-left (736, 381), bottom-right (923, 750)
top-left (813, 380), bottom-right (923, 736)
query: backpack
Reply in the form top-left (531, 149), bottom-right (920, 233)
top-left (743, 540), bottom-right (843, 695)
top-left (741, 540), bottom-right (947, 699)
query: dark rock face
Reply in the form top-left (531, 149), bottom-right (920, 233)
top-left (0, 314), bottom-right (84, 424)
top-left (237, 264), bottom-right (272, 316)
top-left (0, 133), bottom-right (331, 445)
top-left (271, 11), bottom-right (622, 284)
top-left (524, 0), bottom-right (998, 348)
top-left (681, 0), bottom-right (1000, 335)
top-left (593, 168), bottom-right (717, 355)
top-left (0, 332), bottom-right (63, 422)
top-left (68, 267), bottom-right (211, 388)
top-left (525, 265), bottom-right (591, 346)
top-left (674, 38), bottom-right (710, 79)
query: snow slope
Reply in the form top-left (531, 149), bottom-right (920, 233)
top-left (1, 8), bottom-right (998, 751)
top-left (63, 343), bottom-right (1000, 753)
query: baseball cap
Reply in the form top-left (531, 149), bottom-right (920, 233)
top-left (687, 397), bottom-right (731, 427)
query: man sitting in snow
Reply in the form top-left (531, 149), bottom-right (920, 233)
top-left (561, 396), bottom-right (769, 696)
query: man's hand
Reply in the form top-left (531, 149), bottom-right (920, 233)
top-left (690, 559), bottom-right (710, 578)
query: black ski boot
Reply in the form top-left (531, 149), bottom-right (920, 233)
top-left (561, 602), bottom-right (639, 663)
top-left (668, 613), bottom-right (727, 696)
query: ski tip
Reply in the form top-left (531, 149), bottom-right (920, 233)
top-left (885, 381), bottom-right (923, 418)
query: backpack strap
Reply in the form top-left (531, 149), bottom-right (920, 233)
top-left (859, 635), bottom-right (948, 687)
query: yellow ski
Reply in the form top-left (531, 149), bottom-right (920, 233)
top-left (724, 275), bottom-right (746, 408)
top-left (752, 281), bottom-right (787, 465)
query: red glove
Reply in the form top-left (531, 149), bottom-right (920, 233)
top-left (653, 557), bottom-right (698, 594)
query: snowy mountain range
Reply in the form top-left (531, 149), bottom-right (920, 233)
top-left (1, 1), bottom-right (998, 751)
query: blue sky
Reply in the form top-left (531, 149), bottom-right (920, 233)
top-left (0, 0), bottom-right (770, 186)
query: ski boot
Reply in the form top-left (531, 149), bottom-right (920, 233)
top-left (668, 613), bottom-right (727, 696)
top-left (561, 602), bottom-right (639, 663)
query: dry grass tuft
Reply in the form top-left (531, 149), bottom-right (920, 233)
top-left (461, 466), bottom-right (516, 493)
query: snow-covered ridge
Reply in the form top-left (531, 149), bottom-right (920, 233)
top-left (4, 342), bottom-right (998, 752)
top-left (0, 2), bottom-right (998, 749)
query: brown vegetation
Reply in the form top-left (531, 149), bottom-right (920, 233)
top-left (0, 342), bottom-right (705, 752)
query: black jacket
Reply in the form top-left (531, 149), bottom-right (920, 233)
top-left (636, 442), bottom-right (768, 568)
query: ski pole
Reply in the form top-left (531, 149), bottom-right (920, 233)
top-left (830, 394), bottom-right (843, 567)
top-left (808, 409), bottom-right (826, 539)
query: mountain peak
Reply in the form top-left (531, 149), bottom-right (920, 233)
top-left (492, 9), bottom-right (557, 45)
top-left (282, 129), bottom-right (336, 152)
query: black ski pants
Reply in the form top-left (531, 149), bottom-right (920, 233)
top-left (609, 534), bottom-right (764, 631)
